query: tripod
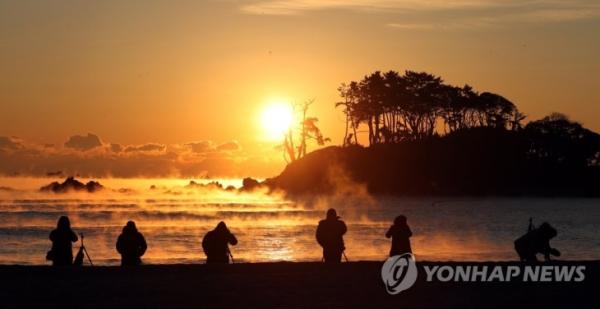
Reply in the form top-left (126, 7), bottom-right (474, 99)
top-left (228, 249), bottom-right (235, 264)
top-left (74, 233), bottom-right (94, 266)
top-left (321, 251), bottom-right (349, 263)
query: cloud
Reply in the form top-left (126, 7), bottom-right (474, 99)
top-left (184, 140), bottom-right (241, 153)
top-left (506, 6), bottom-right (600, 23)
top-left (241, 0), bottom-right (493, 15)
top-left (124, 143), bottom-right (166, 153)
top-left (387, 23), bottom-right (438, 30)
top-left (64, 133), bottom-right (103, 151)
top-left (242, 0), bottom-right (600, 28)
top-left (386, 17), bottom-right (496, 31)
top-left (216, 141), bottom-right (241, 152)
top-left (0, 135), bottom-right (282, 178)
top-left (387, 5), bottom-right (600, 31)
top-left (186, 141), bottom-right (214, 153)
top-left (0, 136), bottom-right (22, 150)
top-left (110, 143), bottom-right (123, 153)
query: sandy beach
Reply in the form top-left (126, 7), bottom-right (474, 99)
top-left (1, 261), bottom-right (597, 309)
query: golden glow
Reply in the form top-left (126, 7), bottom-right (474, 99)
top-left (260, 102), bottom-right (294, 141)
top-left (1, 1), bottom-right (598, 178)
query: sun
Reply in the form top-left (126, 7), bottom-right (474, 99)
top-left (261, 102), bottom-right (294, 141)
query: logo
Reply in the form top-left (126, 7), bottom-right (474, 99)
top-left (380, 254), bottom-right (585, 295)
top-left (381, 253), bottom-right (418, 295)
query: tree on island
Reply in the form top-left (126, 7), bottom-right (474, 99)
top-left (282, 99), bottom-right (330, 163)
top-left (337, 70), bottom-right (526, 146)
top-left (524, 113), bottom-right (600, 169)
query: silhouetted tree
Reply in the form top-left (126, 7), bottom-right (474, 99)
top-left (337, 82), bottom-right (361, 146)
top-left (337, 70), bottom-right (526, 146)
top-left (401, 71), bottom-right (444, 139)
top-left (283, 99), bottom-right (330, 163)
top-left (439, 85), bottom-right (477, 133)
top-left (477, 92), bottom-right (522, 130)
top-left (525, 113), bottom-right (600, 169)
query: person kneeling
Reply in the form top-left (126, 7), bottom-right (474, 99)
top-left (514, 222), bottom-right (560, 262)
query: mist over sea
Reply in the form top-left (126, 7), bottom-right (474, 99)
top-left (0, 178), bottom-right (599, 265)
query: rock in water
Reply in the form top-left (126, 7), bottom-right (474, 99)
top-left (40, 177), bottom-right (104, 193)
top-left (241, 177), bottom-right (261, 191)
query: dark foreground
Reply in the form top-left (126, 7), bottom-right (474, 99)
top-left (0, 261), bottom-right (598, 309)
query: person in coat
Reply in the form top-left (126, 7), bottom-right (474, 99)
top-left (48, 216), bottom-right (78, 266)
top-left (202, 221), bottom-right (238, 264)
top-left (385, 215), bottom-right (413, 256)
top-left (116, 221), bottom-right (147, 266)
top-left (316, 209), bottom-right (347, 263)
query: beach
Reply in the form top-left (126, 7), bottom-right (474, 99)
top-left (1, 261), bottom-right (598, 309)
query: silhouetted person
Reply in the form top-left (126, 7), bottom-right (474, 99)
top-left (48, 216), bottom-right (78, 266)
top-left (316, 208), bottom-right (347, 263)
top-left (386, 215), bottom-right (412, 256)
top-left (202, 221), bottom-right (238, 264)
top-left (514, 222), bottom-right (561, 262)
top-left (116, 221), bottom-right (147, 266)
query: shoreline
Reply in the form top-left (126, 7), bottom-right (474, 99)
top-left (3, 258), bottom-right (600, 266)
top-left (2, 261), bottom-right (598, 308)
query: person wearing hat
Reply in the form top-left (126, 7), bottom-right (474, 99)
top-left (316, 208), bottom-right (347, 263)
top-left (116, 220), bottom-right (147, 266)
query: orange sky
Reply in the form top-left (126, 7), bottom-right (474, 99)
top-left (1, 0), bottom-right (599, 177)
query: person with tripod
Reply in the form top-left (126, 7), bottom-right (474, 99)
top-left (316, 208), bottom-right (347, 263)
top-left (47, 216), bottom-right (78, 266)
top-left (116, 221), bottom-right (147, 266)
top-left (202, 221), bottom-right (238, 264)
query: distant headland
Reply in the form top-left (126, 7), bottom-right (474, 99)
top-left (262, 70), bottom-right (600, 197)
top-left (264, 126), bottom-right (600, 196)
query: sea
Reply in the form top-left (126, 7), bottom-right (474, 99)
top-left (0, 177), bottom-right (599, 265)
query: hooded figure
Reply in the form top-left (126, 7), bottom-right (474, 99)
top-left (116, 221), bottom-right (147, 266)
top-left (514, 222), bottom-right (561, 262)
top-left (316, 209), bottom-right (347, 263)
top-left (48, 216), bottom-right (78, 266)
top-left (386, 215), bottom-right (413, 256)
top-left (202, 221), bottom-right (238, 264)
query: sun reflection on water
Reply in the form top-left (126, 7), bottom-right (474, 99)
top-left (1, 181), bottom-right (600, 264)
